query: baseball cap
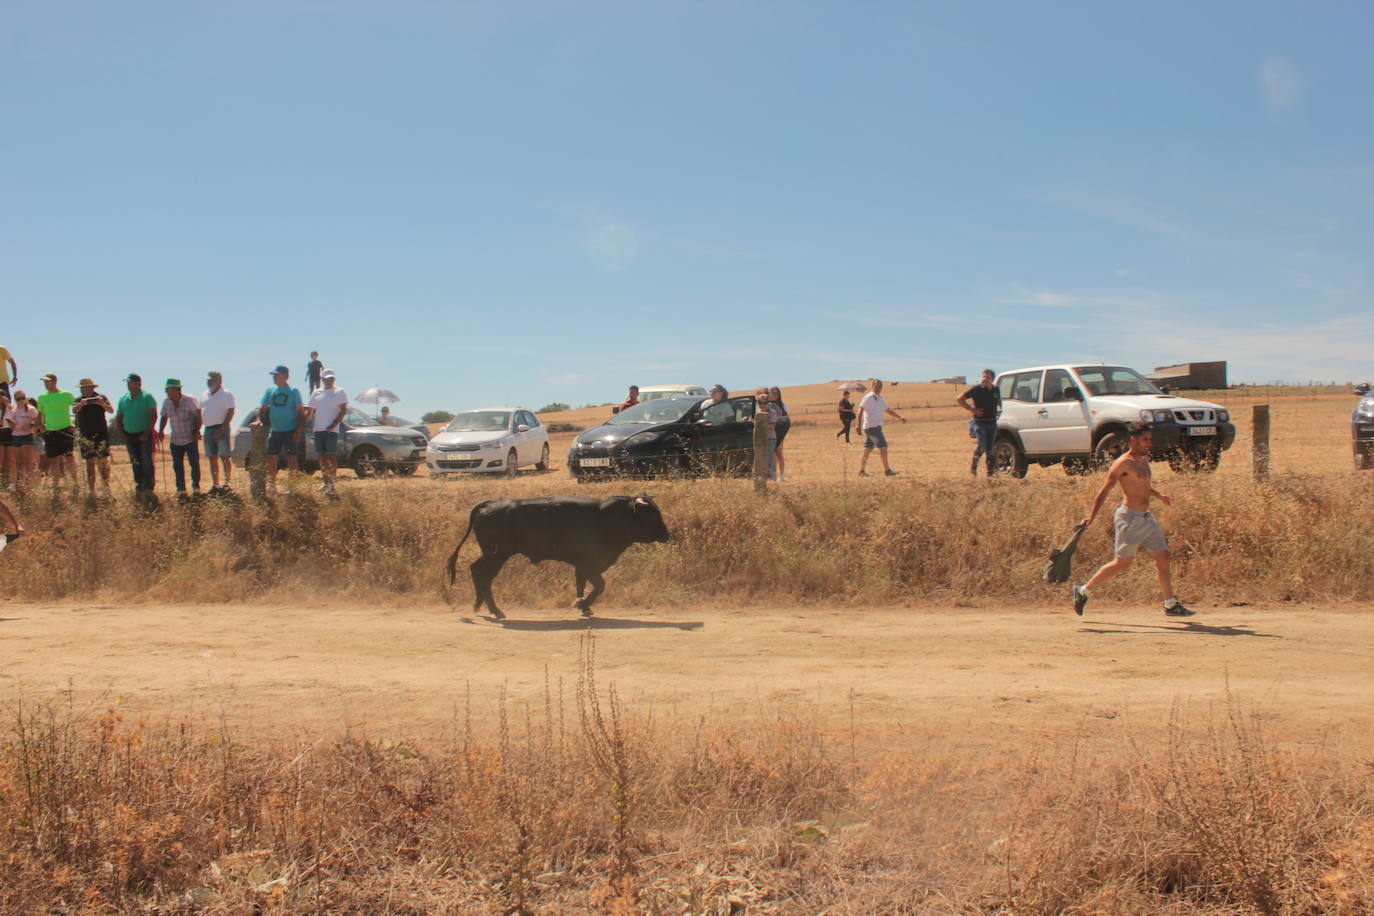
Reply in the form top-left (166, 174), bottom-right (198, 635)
top-left (206, 370), bottom-right (222, 381)
top-left (40, 372), bottom-right (56, 382)
top-left (165, 378), bottom-right (182, 389)
top-left (124, 373), bottom-right (142, 383)
top-left (321, 368), bottom-right (336, 379)
top-left (271, 365), bottom-right (289, 375)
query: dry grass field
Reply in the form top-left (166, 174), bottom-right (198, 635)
top-left (2, 382), bottom-right (1371, 913)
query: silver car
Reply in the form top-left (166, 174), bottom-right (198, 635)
top-left (231, 406), bottom-right (427, 477)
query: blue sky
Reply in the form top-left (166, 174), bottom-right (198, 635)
top-left (3, 1), bottom-right (1371, 416)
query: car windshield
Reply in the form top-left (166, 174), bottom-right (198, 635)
top-left (445, 411), bottom-right (511, 432)
top-left (606, 399), bottom-right (696, 425)
top-left (1073, 366), bottom-right (1162, 397)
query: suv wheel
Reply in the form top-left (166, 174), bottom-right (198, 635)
top-left (351, 445), bottom-right (381, 478)
top-left (1356, 446), bottom-right (1373, 471)
top-left (992, 438), bottom-right (1028, 478)
top-left (1094, 431), bottom-right (1129, 468)
top-left (1063, 457), bottom-right (1092, 476)
top-left (1169, 447), bottom-right (1221, 474)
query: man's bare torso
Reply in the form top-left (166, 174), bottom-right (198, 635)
top-left (1112, 453), bottom-right (1154, 511)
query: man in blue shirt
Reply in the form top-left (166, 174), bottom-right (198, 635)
top-left (258, 365), bottom-right (304, 494)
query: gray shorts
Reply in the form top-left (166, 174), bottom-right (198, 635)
top-left (1113, 506), bottom-right (1167, 558)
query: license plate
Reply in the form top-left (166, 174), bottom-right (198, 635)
top-left (1188, 426), bottom-right (1217, 436)
top-left (580, 457), bottom-right (611, 467)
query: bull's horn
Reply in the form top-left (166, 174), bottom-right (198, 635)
top-left (634, 495), bottom-right (651, 506)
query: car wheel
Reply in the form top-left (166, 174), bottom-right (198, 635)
top-left (1094, 431), bottom-right (1129, 468)
top-left (1063, 457), bottom-right (1092, 476)
top-left (535, 442), bottom-right (550, 472)
top-left (505, 448), bottom-right (518, 478)
top-left (992, 438), bottom-right (1028, 478)
top-left (351, 445), bottom-right (381, 478)
top-left (1357, 446), bottom-right (1374, 471)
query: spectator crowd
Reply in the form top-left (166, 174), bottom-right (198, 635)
top-left (0, 346), bottom-right (352, 502)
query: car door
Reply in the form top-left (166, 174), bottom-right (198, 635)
top-left (998, 370), bottom-right (1045, 454)
top-left (688, 396), bottom-right (756, 472)
top-left (515, 411), bottom-right (538, 465)
top-left (1033, 368), bottom-right (1092, 454)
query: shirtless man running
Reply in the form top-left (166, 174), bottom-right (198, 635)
top-left (1072, 420), bottom-right (1193, 617)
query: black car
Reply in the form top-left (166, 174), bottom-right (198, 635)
top-left (1354, 383), bottom-right (1374, 470)
top-left (568, 395), bottom-right (759, 479)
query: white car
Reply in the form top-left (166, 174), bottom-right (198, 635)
top-left (638, 384), bottom-right (708, 402)
top-left (425, 407), bottom-right (550, 476)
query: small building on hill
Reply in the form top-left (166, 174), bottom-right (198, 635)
top-left (931, 375), bottom-right (967, 385)
top-left (1147, 361), bottom-right (1228, 390)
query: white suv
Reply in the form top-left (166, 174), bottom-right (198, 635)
top-left (992, 364), bottom-right (1236, 477)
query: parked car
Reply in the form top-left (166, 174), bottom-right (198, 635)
top-left (365, 412), bottom-right (430, 440)
top-left (637, 385), bottom-right (708, 403)
top-left (229, 406), bottom-right (427, 477)
top-left (992, 364), bottom-right (1236, 477)
top-left (426, 408), bottom-right (549, 477)
top-left (1353, 383), bottom-right (1374, 470)
top-left (568, 395), bottom-right (758, 480)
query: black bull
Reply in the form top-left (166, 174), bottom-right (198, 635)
top-left (445, 495), bottom-right (670, 618)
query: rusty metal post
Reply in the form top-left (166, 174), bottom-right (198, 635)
top-left (753, 411), bottom-right (770, 493)
top-left (1252, 404), bottom-right (1270, 481)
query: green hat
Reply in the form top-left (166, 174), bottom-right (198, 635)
top-left (164, 378), bottom-right (182, 389)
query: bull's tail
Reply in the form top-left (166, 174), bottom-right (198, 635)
top-left (446, 504), bottom-right (482, 586)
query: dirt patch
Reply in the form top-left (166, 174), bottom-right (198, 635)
top-left (3, 600), bottom-right (1370, 742)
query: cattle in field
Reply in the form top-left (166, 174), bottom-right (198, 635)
top-left (445, 495), bottom-right (670, 618)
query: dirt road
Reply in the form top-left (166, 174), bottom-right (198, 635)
top-left (3, 600), bottom-right (1370, 745)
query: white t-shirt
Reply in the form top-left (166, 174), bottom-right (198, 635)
top-left (200, 388), bottom-right (237, 426)
top-left (309, 387), bottom-right (349, 432)
top-left (857, 392), bottom-right (888, 429)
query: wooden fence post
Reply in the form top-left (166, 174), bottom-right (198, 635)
top-left (753, 412), bottom-right (770, 493)
top-left (1252, 404), bottom-right (1270, 481)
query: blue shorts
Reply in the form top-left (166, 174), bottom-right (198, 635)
top-left (266, 430), bottom-right (298, 457)
top-left (203, 425), bottom-right (232, 457)
top-left (314, 431), bottom-right (339, 455)
top-left (863, 426), bottom-right (887, 450)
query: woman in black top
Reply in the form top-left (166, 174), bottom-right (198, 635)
top-left (837, 392), bottom-right (856, 442)
top-left (768, 386), bottom-right (790, 481)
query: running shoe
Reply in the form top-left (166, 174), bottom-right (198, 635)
top-left (1072, 585), bottom-right (1088, 616)
top-left (1164, 601), bottom-right (1195, 617)
top-left (884, 469), bottom-right (900, 477)
top-left (857, 471), bottom-right (869, 477)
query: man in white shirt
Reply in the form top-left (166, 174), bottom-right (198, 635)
top-left (306, 369), bottom-right (349, 494)
top-left (856, 378), bottom-right (906, 477)
top-left (201, 371), bottom-right (237, 493)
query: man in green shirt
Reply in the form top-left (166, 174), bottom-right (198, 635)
top-left (114, 373), bottom-right (159, 494)
top-left (36, 372), bottom-right (76, 489)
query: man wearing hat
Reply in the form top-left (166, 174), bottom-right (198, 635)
top-left (36, 372), bottom-right (77, 489)
top-left (73, 378), bottom-right (113, 496)
top-left (114, 374), bottom-right (159, 494)
top-left (306, 369), bottom-right (348, 495)
top-left (157, 379), bottom-right (203, 497)
top-left (200, 371), bottom-right (237, 493)
top-left (258, 364), bottom-right (304, 494)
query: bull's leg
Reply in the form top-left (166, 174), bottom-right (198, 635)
top-left (470, 553), bottom-right (511, 619)
top-left (575, 571), bottom-right (587, 599)
top-left (574, 569), bottom-right (605, 617)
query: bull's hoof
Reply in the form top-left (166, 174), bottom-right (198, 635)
top-left (488, 608), bottom-right (507, 620)
top-left (576, 601), bottom-right (594, 618)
